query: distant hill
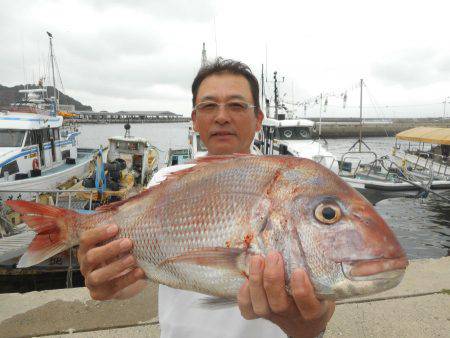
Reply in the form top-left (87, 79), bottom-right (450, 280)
top-left (0, 84), bottom-right (92, 111)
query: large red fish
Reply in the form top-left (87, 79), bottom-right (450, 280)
top-left (6, 155), bottom-right (408, 300)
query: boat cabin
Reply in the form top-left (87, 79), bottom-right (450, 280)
top-left (395, 127), bottom-right (450, 164)
top-left (106, 135), bottom-right (158, 186)
top-left (0, 112), bottom-right (79, 182)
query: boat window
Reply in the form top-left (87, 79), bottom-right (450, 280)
top-left (42, 128), bottom-right (51, 143)
top-left (52, 128), bottom-right (60, 140)
top-left (275, 127), bottom-right (311, 140)
top-left (0, 160), bottom-right (19, 178)
top-left (0, 129), bottom-right (26, 147)
top-left (29, 130), bottom-right (40, 145)
top-left (196, 134), bottom-right (207, 151)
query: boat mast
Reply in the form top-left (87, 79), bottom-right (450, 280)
top-left (349, 78), bottom-right (370, 152)
top-left (359, 78), bottom-right (363, 152)
top-left (47, 32), bottom-right (57, 101)
top-left (274, 71), bottom-right (279, 119)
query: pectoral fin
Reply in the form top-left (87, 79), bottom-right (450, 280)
top-left (159, 247), bottom-right (248, 273)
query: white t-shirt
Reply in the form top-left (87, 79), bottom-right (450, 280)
top-left (148, 164), bottom-right (286, 338)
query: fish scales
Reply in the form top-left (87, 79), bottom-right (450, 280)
top-left (120, 157), bottom-right (281, 295)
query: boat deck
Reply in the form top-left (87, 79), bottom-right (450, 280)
top-left (40, 149), bottom-right (95, 177)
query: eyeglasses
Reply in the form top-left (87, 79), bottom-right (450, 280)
top-left (194, 101), bottom-right (256, 115)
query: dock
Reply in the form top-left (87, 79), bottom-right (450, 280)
top-left (0, 257), bottom-right (448, 338)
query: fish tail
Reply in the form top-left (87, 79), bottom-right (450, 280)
top-left (5, 200), bottom-right (84, 268)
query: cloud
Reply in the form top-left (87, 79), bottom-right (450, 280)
top-left (86, 0), bottom-right (215, 22)
top-left (371, 48), bottom-right (450, 89)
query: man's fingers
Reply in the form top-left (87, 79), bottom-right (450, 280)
top-left (79, 224), bottom-right (118, 253)
top-left (291, 269), bottom-right (327, 321)
top-left (111, 268), bottom-right (146, 297)
top-left (237, 280), bottom-right (257, 320)
top-left (263, 251), bottom-right (295, 316)
top-left (248, 256), bottom-right (271, 318)
top-left (89, 268), bottom-right (145, 301)
top-left (84, 238), bottom-right (132, 267)
top-left (85, 254), bottom-right (137, 288)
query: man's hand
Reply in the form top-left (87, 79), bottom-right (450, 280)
top-left (77, 224), bottom-right (146, 300)
top-left (238, 251), bottom-right (335, 338)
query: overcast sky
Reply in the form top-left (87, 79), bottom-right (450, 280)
top-left (1, 0), bottom-right (450, 118)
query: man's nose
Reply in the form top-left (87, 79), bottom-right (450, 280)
top-left (214, 104), bottom-right (231, 124)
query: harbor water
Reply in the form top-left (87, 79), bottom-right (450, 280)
top-left (77, 123), bottom-right (450, 260)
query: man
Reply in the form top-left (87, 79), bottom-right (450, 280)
top-left (77, 59), bottom-right (335, 338)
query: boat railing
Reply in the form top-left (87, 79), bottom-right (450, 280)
top-left (314, 155), bottom-right (337, 170)
top-left (339, 151), bottom-right (378, 177)
top-left (0, 188), bottom-right (95, 237)
top-left (394, 148), bottom-right (449, 179)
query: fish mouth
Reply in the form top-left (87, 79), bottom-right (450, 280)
top-left (341, 256), bottom-right (409, 281)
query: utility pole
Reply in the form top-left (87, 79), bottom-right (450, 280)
top-left (443, 96), bottom-right (450, 120)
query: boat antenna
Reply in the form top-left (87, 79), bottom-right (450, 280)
top-left (201, 42), bottom-right (207, 67)
top-left (213, 17), bottom-right (218, 58)
top-left (21, 32), bottom-right (27, 89)
top-left (261, 64), bottom-right (265, 112)
top-left (274, 71), bottom-right (279, 119)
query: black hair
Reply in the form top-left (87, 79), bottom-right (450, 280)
top-left (191, 58), bottom-right (260, 115)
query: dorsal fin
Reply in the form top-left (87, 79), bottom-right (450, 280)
top-left (192, 153), bottom-right (254, 164)
top-left (94, 188), bottom-right (153, 212)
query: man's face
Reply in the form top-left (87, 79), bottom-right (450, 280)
top-left (191, 73), bottom-right (264, 155)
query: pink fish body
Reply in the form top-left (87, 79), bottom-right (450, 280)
top-left (6, 155), bottom-right (408, 300)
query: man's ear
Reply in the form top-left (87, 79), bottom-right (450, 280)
top-left (191, 110), bottom-right (198, 131)
top-left (255, 109), bottom-right (264, 132)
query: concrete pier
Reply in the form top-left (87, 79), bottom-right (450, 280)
top-left (0, 257), bottom-right (449, 338)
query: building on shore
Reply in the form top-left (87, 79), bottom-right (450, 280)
top-left (72, 110), bottom-right (190, 123)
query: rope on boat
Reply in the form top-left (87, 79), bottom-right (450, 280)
top-left (66, 247), bottom-right (73, 288)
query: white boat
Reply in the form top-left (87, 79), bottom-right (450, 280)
top-left (392, 127), bottom-right (450, 181)
top-left (105, 126), bottom-right (159, 187)
top-left (255, 117), bottom-right (337, 170)
top-left (255, 70), bottom-right (337, 171)
top-left (0, 32), bottom-right (95, 203)
top-left (0, 106), bottom-right (94, 203)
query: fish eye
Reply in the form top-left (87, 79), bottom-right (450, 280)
top-left (314, 203), bottom-right (341, 224)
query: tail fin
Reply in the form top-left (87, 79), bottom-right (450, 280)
top-left (5, 200), bottom-right (83, 268)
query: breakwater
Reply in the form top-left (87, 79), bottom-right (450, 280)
top-left (310, 117), bottom-right (450, 138)
top-left (67, 116), bottom-right (449, 138)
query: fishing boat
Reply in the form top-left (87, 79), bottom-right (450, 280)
top-left (0, 109), bottom-right (95, 202)
top-left (0, 33), bottom-right (95, 204)
top-left (0, 32), bottom-right (98, 291)
top-left (255, 71), bottom-right (337, 170)
top-left (75, 123), bottom-right (159, 208)
top-left (392, 127), bottom-right (450, 182)
top-left (334, 81), bottom-right (450, 204)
